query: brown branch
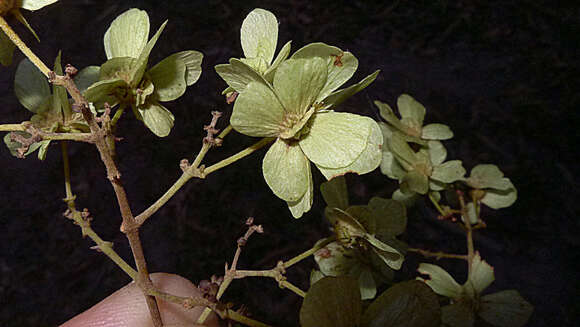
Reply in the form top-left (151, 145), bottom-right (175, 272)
top-left (49, 66), bottom-right (163, 326)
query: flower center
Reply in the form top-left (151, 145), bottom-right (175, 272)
top-left (279, 106), bottom-right (315, 140)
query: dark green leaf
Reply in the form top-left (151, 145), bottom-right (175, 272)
top-left (362, 280), bottom-right (440, 327)
top-left (300, 276), bottom-right (362, 327)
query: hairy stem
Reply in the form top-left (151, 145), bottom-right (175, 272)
top-left (408, 248), bottom-right (467, 261)
top-left (0, 15), bottom-right (50, 76)
top-left (203, 137), bottom-right (274, 176)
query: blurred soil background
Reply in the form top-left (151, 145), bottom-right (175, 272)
top-left (0, 0), bottom-right (578, 326)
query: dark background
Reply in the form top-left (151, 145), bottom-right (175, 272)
top-left (0, 0), bottom-right (578, 326)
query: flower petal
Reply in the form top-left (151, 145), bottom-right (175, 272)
top-left (287, 163), bottom-right (313, 218)
top-left (422, 123), bottom-right (453, 140)
top-left (129, 19), bottom-right (167, 87)
top-left (215, 58), bottom-right (268, 93)
top-left (431, 160), bottom-right (466, 183)
top-left (137, 101), bottom-right (174, 137)
top-left (481, 181), bottom-right (517, 209)
top-left (241, 8), bottom-right (278, 64)
top-left (323, 70), bottom-right (379, 109)
top-left (262, 139), bottom-right (310, 202)
top-left (466, 164), bottom-right (512, 190)
top-left (166, 51), bottom-right (203, 86)
top-left (299, 112), bottom-right (370, 168)
top-left (231, 80), bottom-right (285, 137)
top-left (397, 94), bottom-right (426, 125)
top-left (20, 0), bottom-right (58, 11)
top-left (417, 263), bottom-right (463, 299)
top-left (264, 40), bottom-right (292, 82)
top-left (291, 42), bottom-right (358, 101)
top-left (274, 58), bottom-right (327, 115)
top-left (103, 8), bottom-right (150, 59)
top-left (317, 119), bottom-right (382, 179)
top-left (148, 55), bottom-right (187, 102)
top-left (467, 252), bottom-right (494, 294)
top-left (74, 66), bottom-right (100, 94)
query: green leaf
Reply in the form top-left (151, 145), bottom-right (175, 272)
top-left (431, 160), bottom-right (466, 183)
top-left (52, 51), bottom-right (71, 118)
top-left (137, 101), bottom-right (174, 137)
top-left (264, 40), bottom-right (292, 82)
top-left (15, 59), bottom-right (51, 112)
top-left (392, 188), bottom-right (419, 207)
top-left (166, 50), bottom-right (203, 86)
top-left (323, 70), bottom-right (380, 109)
top-left (417, 263), bottom-right (463, 299)
top-left (317, 118), bottom-right (382, 179)
top-left (0, 31), bottom-right (15, 66)
top-left (291, 42), bottom-right (358, 101)
top-left (481, 181), bottom-right (517, 209)
top-left (104, 8), bottom-right (150, 59)
top-left (299, 112), bottom-right (370, 168)
top-left (262, 139), bottom-right (310, 202)
top-left (240, 8), bottom-right (278, 64)
top-left (215, 58), bottom-right (268, 93)
top-left (422, 123), bottom-right (453, 140)
top-left (300, 276), bottom-right (361, 327)
top-left (320, 176), bottom-right (349, 210)
top-left (310, 270), bottom-right (325, 285)
top-left (74, 66), bottom-right (100, 93)
top-left (368, 197), bottom-right (407, 237)
top-left (148, 55), bottom-right (187, 102)
top-left (397, 94), bottom-right (426, 126)
top-left (274, 58), bottom-right (327, 116)
top-left (20, 0), bottom-right (58, 11)
top-left (129, 19), bottom-right (168, 87)
top-left (362, 281), bottom-right (441, 327)
top-left (466, 164), bottom-right (512, 190)
top-left (12, 9), bottom-right (39, 41)
top-left (230, 80), bottom-right (284, 137)
top-left (441, 302), bottom-right (475, 327)
top-left (479, 290), bottom-right (533, 327)
top-left (287, 162), bottom-right (313, 218)
top-left (346, 206), bottom-right (377, 233)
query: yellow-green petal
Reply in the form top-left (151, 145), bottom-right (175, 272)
top-left (167, 51), bottom-right (202, 86)
top-left (291, 42), bottom-right (358, 101)
top-left (323, 70), bottom-right (379, 109)
top-left (20, 0), bottom-right (58, 11)
top-left (215, 58), bottom-right (268, 93)
top-left (231, 80), bottom-right (284, 137)
top-left (397, 94), bottom-right (426, 126)
top-left (264, 40), bottom-right (292, 82)
top-left (287, 163), bottom-right (313, 218)
top-left (262, 139), bottom-right (310, 202)
top-left (317, 118), bottom-right (382, 179)
top-left (417, 263), bottom-right (463, 299)
top-left (240, 8), bottom-right (278, 64)
top-left (148, 55), bottom-right (187, 102)
top-left (129, 19), bottom-right (167, 87)
top-left (299, 112), bottom-right (370, 168)
top-left (137, 101), bottom-right (174, 137)
top-left (274, 58), bottom-right (327, 115)
top-left (104, 8), bottom-right (150, 60)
